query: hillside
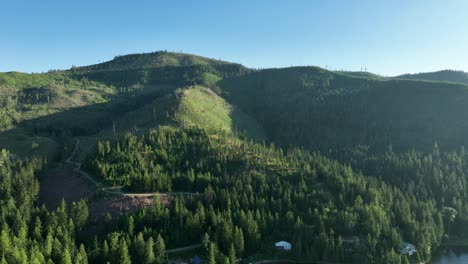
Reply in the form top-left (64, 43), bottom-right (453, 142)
top-left (396, 70), bottom-right (468, 84)
top-left (174, 86), bottom-right (266, 138)
top-left (3, 51), bottom-right (468, 263)
top-left (71, 51), bottom-right (252, 87)
top-left (76, 85), bottom-right (265, 160)
top-left (335, 70), bottom-right (386, 80)
top-left (74, 51), bottom-right (236, 72)
top-left (220, 67), bottom-right (468, 152)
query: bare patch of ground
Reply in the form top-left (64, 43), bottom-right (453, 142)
top-left (88, 195), bottom-right (169, 222)
top-left (38, 165), bottom-right (96, 210)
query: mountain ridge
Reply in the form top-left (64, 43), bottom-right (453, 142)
top-left (396, 69), bottom-right (468, 84)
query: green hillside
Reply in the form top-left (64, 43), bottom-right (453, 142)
top-left (220, 67), bottom-right (468, 152)
top-left (396, 70), bottom-right (468, 84)
top-left (335, 71), bottom-right (386, 80)
top-left (71, 51), bottom-right (251, 87)
top-left (174, 86), bottom-right (265, 138)
top-left (3, 51), bottom-right (468, 263)
top-left (76, 85), bottom-right (265, 160)
top-left (74, 51), bottom-right (235, 72)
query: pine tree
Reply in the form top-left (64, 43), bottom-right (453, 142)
top-left (61, 248), bottom-right (73, 264)
top-left (229, 244), bottom-right (236, 264)
top-left (70, 200), bottom-right (89, 230)
top-left (119, 239), bottom-right (131, 264)
top-left (102, 240), bottom-right (110, 262)
top-left (0, 229), bottom-right (11, 257)
top-left (75, 244), bottom-right (88, 264)
top-left (43, 232), bottom-right (53, 258)
top-left (33, 217), bottom-right (42, 241)
top-left (154, 234), bottom-right (165, 264)
top-left (202, 233), bottom-right (211, 254)
top-left (208, 243), bottom-right (216, 264)
top-left (145, 237), bottom-right (155, 264)
top-left (233, 227), bottom-right (244, 256)
top-left (127, 216), bottom-right (135, 236)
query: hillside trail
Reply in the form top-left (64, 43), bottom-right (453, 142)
top-left (66, 138), bottom-right (201, 198)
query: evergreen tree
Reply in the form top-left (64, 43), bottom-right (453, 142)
top-left (154, 234), bottom-right (165, 264)
top-left (118, 239), bottom-right (131, 264)
top-left (145, 237), bottom-right (155, 264)
top-left (208, 242), bottom-right (216, 264)
top-left (61, 248), bottom-right (72, 264)
top-left (229, 244), bottom-right (236, 264)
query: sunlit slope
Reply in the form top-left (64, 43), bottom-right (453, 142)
top-left (174, 86), bottom-right (266, 139)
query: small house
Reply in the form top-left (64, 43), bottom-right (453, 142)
top-left (275, 241), bottom-right (292, 251)
top-left (400, 242), bottom-right (417, 256)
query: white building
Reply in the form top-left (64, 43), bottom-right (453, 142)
top-left (400, 242), bottom-right (417, 256)
top-left (275, 241), bottom-right (292, 251)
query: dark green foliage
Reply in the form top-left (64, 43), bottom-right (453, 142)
top-left (220, 67), bottom-right (468, 152)
top-left (85, 127), bottom-right (447, 262)
top-left (72, 51), bottom-right (251, 87)
top-left (4, 51), bottom-right (468, 263)
top-left (397, 70), bottom-right (468, 84)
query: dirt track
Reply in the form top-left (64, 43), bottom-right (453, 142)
top-left (67, 138), bottom-right (201, 198)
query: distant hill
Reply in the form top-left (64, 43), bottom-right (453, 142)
top-left (71, 51), bottom-right (251, 87)
top-left (73, 51), bottom-right (238, 72)
top-left (335, 71), bottom-right (386, 80)
top-left (221, 66), bottom-right (468, 152)
top-left (396, 70), bottom-right (468, 84)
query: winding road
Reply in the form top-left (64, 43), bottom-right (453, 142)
top-left (66, 138), bottom-right (201, 198)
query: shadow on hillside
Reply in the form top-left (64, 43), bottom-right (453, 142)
top-left (0, 85), bottom-right (177, 159)
top-left (229, 105), bottom-right (267, 141)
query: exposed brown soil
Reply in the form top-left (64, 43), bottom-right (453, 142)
top-left (88, 195), bottom-right (169, 222)
top-left (38, 165), bottom-right (96, 210)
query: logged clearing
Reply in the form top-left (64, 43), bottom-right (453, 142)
top-left (38, 166), bottom-right (96, 209)
top-left (88, 195), bottom-right (168, 222)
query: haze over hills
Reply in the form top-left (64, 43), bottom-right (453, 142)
top-left (396, 69), bottom-right (468, 85)
top-left (3, 51), bottom-right (468, 263)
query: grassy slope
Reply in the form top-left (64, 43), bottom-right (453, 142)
top-left (174, 86), bottom-right (265, 139)
top-left (77, 85), bottom-right (266, 160)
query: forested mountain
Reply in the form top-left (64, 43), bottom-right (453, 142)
top-left (74, 51), bottom-right (238, 72)
top-left (396, 70), bottom-right (468, 85)
top-left (2, 51), bottom-right (468, 263)
top-left (220, 67), bottom-right (468, 152)
top-left (71, 51), bottom-right (251, 87)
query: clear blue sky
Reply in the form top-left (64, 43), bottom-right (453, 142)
top-left (2, 0), bottom-right (467, 76)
